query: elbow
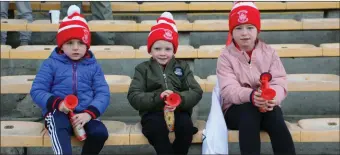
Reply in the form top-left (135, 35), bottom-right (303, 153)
top-left (100, 92), bottom-right (111, 107)
top-left (130, 102), bottom-right (141, 111)
top-left (197, 91), bottom-right (203, 101)
top-left (198, 87), bottom-right (203, 96)
top-left (127, 95), bottom-right (140, 111)
top-left (103, 85), bottom-right (110, 96)
top-left (30, 90), bottom-right (35, 100)
top-left (105, 95), bottom-right (111, 107)
top-left (104, 91), bottom-right (111, 100)
top-left (97, 85), bottom-right (110, 97)
top-left (30, 88), bottom-right (40, 103)
top-left (220, 87), bottom-right (230, 101)
top-left (30, 86), bottom-right (37, 98)
top-left (192, 87), bottom-right (203, 99)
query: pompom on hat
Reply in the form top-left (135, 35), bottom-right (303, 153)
top-left (147, 12), bottom-right (179, 54)
top-left (226, 1), bottom-right (261, 45)
top-left (57, 5), bottom-right (91, 50)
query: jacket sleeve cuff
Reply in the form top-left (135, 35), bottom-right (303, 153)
top-left (250, 89), bottom-right (256, 105)
top-left (83, 106), bottom-right (100, 119)
top-left (47, 96), bottom-right (62, 112)
top-left (154, 92), bottom-right (164, 105)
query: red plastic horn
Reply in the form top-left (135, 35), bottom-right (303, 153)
top-left (64, 95), bottom-right (78, 111)
top-left (260, 72), bottom-right (276, 100)
top-left (64, 95), bottom-right (86, 141)
top-left (164, 93), bottom-right (181, 107)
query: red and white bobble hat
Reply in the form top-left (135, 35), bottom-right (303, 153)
top-left (147, 12), bottom-right (179, 54)
top-left (226, 1), bottom-right (261, 45)
top-left (57, 5), bottom-right (91, 50)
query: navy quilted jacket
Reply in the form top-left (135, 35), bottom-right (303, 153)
top-left (30, 47), bottom-right (110, 118)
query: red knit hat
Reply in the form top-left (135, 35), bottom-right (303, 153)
top-left (57, 5), bottom-right (91, 50)
top-left (226, 2), bottom-right (260, 45)
top-left (147, 12), bottom-right (179, 54)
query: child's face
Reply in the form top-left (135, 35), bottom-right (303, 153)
top-left (150, 40), bottom-right (174, 65)
top-left (232, 24), bottom-right (258, 49)
top-left (61, 39), bottom-right (87, 61)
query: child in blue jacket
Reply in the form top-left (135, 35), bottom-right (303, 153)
top-left (30, 5), bottom-right (110, 155)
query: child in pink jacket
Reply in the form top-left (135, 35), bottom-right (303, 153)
top-left (217, 2), bottom-right (296, 155)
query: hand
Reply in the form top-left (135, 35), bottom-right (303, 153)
top-left (253, 91), bottom-right (267, 108)
top-left (58, 101), bottom-right (71, 114)
top-left (160, 90), bottom-right (174, 100)
top-left (71, 113), bottom-right (91, 128)
top-left (164, 105), bottom-right (176, 112)
top-left (265, 99), bottom-right (277, 111)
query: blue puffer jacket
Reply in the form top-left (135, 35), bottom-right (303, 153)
top-left (30, 47), bottom-right (110, 118)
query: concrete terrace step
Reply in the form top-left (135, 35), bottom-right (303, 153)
top-left (42, 121), bottom-right (130, 147)
top-left (320, 43), bottom-right (340, 56)
top-left (0, 121), bottom-right (45, 147)
top-left (1, 18), bottom-right (339, 32)
top-left (1, 118), bottom-right (339, 147)
top-left (298, 118), bottom-right (340, 142)
top-left (1, 74), bottom-right (339, 94)
top-left (8, 2), bottom-right (340, 12)
top-left (1, 43), bottom-right (339, 59)
top-left (0, 75), bottom-right (131, 94)
top-left (205, 74), bottom-right (340, 92)
top-left (0, 45), bottom-right (11, 59)
top-left (29, 11), bottom-right (328, 24)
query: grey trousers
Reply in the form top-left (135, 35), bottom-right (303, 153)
top-left (1, 1), bottom-right (33, 44)
top-left (60, 1), bottom-right (115, 45)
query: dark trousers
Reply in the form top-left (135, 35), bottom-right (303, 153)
top-left (45, 110), bottom-right (108, 155)
top-left (224, 103), bottom-right (296, 155)
top-left (141, 112), bottom-right (195, 155)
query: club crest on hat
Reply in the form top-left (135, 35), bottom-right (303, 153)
top-left (163, 29), bottom-right (173, 40)
top-left (174, 67), bottom-right (183, 77)
top-left (237, 10), bottom-right (248, 23)
top-left (82, 29), bottom-right (89, 44)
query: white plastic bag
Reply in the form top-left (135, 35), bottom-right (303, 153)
top-left (202, 80), bottom-right (229, 154)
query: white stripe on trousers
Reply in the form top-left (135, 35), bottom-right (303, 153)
top-left (45, 110), bottom-right (63, 155)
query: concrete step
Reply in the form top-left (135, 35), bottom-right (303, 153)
top-left (1, 117), bottom-right (339, 154)
top-left (194, 57), bottom-right (339, 79)
top-left (9, 1), bottom-right (340, 12)
top-left (3, 18), bottom-right (339, 33)
top-left (2, 57), bottom-right (338, 79)
top-left (5, 29), bottom-right (338, 49)
top-left (2, 142), bottom-right (338, 155)
top-left (1, 91), bottom-right (339, 120)
top-left (2, 43), bottom-right (339, 59)
top-left (1, 74), bottom-right (339, 94)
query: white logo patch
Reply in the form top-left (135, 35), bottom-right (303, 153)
top-left (237, 10), bottom-right (248, 23)
top-left (82, 29), bottom-right (89, 44)
top-left (163, 29), bottom-right (173, 40)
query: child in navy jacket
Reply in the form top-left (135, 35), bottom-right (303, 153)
top-left (30, 5), bottom-right (110, 155)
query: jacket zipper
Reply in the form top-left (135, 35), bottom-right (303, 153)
top-left (72, 62), bottom-right (78, 96)
top-left (242, 50), bottom-right (256, 87)
top-left (248, 56), bottom-right (257, 87)
top-left (249, 63), bottom-right (254, 85)
top-left (158, 65), bottom-right (169, 89)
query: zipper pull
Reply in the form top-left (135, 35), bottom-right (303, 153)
top-left (163, 74), bottom-right (169, 89)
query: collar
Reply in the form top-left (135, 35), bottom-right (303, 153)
top-left (228, 40), bottom-right (262, 65)
top-left (233, 39), bottom-right (259, 53)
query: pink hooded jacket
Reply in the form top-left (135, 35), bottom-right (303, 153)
top-left (216, 40), bottom-right (288, 113)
